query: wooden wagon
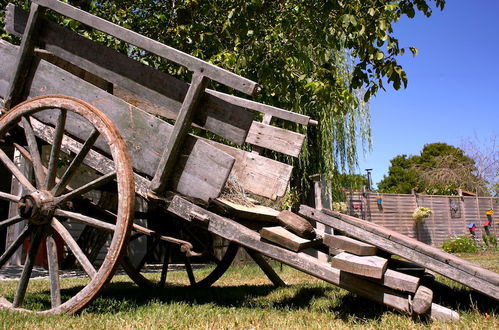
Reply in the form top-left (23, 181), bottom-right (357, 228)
top-left (0, 1), bottom-right (497, 319)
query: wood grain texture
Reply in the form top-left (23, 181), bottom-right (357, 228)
top-left (322, 234), bottom-right (377, 256)
top-left (331, 252), bottom-right (388, 279)
top-left (213, 198), bottom-right (279, 222)
top-left (374, 269), bottom-right (420, 293)
top-left (260, 226), bottom-right (319, 252)
top-left (246, 121), bottom-right (305, 157)
top-left (276, 210), bottom-right (316, 239)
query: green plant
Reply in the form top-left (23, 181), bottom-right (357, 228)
top-left (412, 206), bottom-right (433, 222)
top-left (442, 235), bottom-right (479, 253)
top-left (482, 234), bottom-right (498, 250)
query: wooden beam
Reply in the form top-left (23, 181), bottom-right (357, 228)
top-left (4, 3), bottom-right (44, 108)
top-left (372, 269), bottom-right (420, 293)
top-left (331, 252), bottom-right (388, 279)
top-left (276, 210), bottom-right (316, 239)
top-left (298, 205), bottom-right (499, 300)
top-left (213, 198), bottom-right (279, 223)
top-left (150, 72), bottom-right (208, 193)
top-left (412, 285), bottom-right (433, 315)
top-left (260, 226), bottom-right (320, 252)
top-left (323, 234), bottom-right (377, 256)
top-left (244, 248), bottom-right (286, 287)
top-left (33, 0), bottom-right (259, 96)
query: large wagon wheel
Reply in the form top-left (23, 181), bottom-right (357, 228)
top-left (0, 95), bottom-right (134, 314)
top-left (121, 215), bottom-right (238, 288)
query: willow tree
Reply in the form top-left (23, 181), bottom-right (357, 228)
top-left (1, 0), bottom-right (445, 201)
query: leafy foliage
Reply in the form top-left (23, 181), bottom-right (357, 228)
top-left (441, 235), bottom-right (479, 253)
top-left (0, 0), bottom-right (445, 199)
top-left (378, 143), bottom-right (488, 195)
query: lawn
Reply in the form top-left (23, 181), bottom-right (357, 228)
top-left (0, 252), bottom-right (498, 329)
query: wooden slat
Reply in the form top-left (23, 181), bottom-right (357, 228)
top-left (4, 4), bottom-right (254, 145)
top-left (33, 0), bottom-right (258, 96)
top-left (375, 269), bottom-right (420, 293)
top-left (246, 121), bottom-right (305, 157)
top-left (208, 90), bottom-right (312, 125)
top-left (298, 205), bottom-right (499, 300)
top-left (151, 72), bottom-right (208, 193)
top-left (204, 139), bottom-right (293, 200)
top-left (323, 234), bottom-right (377, 256)
top-left (0, 40), bottom-right (234, 202)
top-left (260, 226), bottom-right (320, 252)
top-left (331, 252), bottom-right (388, 279)
top-left (166, 195), bottom-right (459, 320)
top-left (3, 3), bottom-right (44, 109)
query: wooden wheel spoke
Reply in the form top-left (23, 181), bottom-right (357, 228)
top-left (46, 234), bottom-right (61, 308)
top-left (52, 129), bottom-right (100, 196)
top-left (0, 191), bottom-right (21, 203)
top-left (54, 171), bottom-right (116, 205)
top-left (0, 225), bottom-right (31, 268)
top-left (21, 116), bottom-right (45, 188)
top-left (159, 243), bottom-right (171, 288)
top-left (45, 109), bottom-right (67, 190)
top-left (0, 215), bottom-right (23, 231)
top-left (0, 148), bottom-right (36, 192)
top-left (54, 209), bottom-right (115, 232)
top-left (51, 218), bottom-right (97, 279)
top-left (184, 257), bottom-right (196, 285)
top-left (13, 229), bottom-right (42, 308)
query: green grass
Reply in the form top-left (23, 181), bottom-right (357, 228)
top-left (0, 253), bottom-right (498, 329)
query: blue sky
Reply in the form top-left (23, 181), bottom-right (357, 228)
top-left (357, 1), bottom-right (499, 187)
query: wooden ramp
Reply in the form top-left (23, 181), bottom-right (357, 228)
top-left (298, 205), bottom-right (499, 301)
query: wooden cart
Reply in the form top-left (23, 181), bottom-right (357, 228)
top-left (0, 1), bottom-right (496, 318)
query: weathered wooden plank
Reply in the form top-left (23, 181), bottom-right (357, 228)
top-left (430, 303), bottom-right (460, 322)
top-left (33, 0), bottom-right (258, 96)
top-left (260, 226), bottom-right (320, 252)
top-left (323, 234), bottom-right (377, 256)
top-left (166, 195), bottom-right (458, 319)
top-left (276, 210), bottom-right (316, 239)
top-left (246, 121), bottom-right (305, 157)
top-left (203, 138), bottom-right (293, 200)
top-left (0, 41), bottom-right (234, 202)
top-left (151, 72), bottom-right (208, 193)
top-left (3, 3), bottom-right (44, 109)
top-left (5, 4), bottom-right (254, 145)
top-left (375, 269), bottom-right (420, 293)
top-left (213, 198), bottom-right (279, 222)
top-left (412, 285), bottom-right (433, 315)
top-left (332, 252), bottom-right (388, 279)
top-left (208, 89), bottom-right (312, 126)
top-left (298, 205), bottom-right (499, 300)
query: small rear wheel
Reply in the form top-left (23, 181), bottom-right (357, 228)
top-left (0, 95), bottom-right (134, 314)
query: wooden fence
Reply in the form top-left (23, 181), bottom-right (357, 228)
top-left (343, 191), bottom-right (498, 247)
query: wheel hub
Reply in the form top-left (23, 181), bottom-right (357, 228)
top-left (18, 190), bottom-right (56, 225)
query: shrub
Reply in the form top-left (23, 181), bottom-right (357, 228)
top-left (442, 235), bottom-right (479, 253)
top-left (482, 234), bottom-right (498, 250)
